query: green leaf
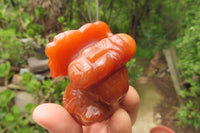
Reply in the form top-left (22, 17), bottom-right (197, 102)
top-left (5, 113), bottom-right (14, 122)
top-left (57, 16), bottom-right (65, 24)
top-left (0, 61), bottom-right (11, 77)
top-left (11, 105), bottom-right (21, 115)
top-left (0, 89), bottom-right (15, 107)
top-left (24, 103), bottom-right (38, 113)
top-left (1, 51), bottom-right (10, 59)
top-left (0, 112), bottom-right (6, 119)
top-left (42, 79), bottom-right (54, 88)
top-left (17, 126), bottom-right (33, 133)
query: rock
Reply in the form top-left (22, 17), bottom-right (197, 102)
top-left (0, 59), bottom-right (5, 64)
top-left (8, 84), bottom-right (26, 91)
top-left (157, 72), bottom-right (166, 78)
top-left (20, 68), bottom-right (30, 74)
top-left (150, 52), bottom-right (163, 69)
top-left (14, 91), bottom-right (36, 114)
top-left (0, 77), bottom-right (4, 86)
top-left (42, 71), bottom-right (51, 78)
top-left (158, 64), bottom-right (168, 73)
top-left (154, 112), bottom-right (162, 124)
top-left (146, 65), bottom-right (157, 77)
top-left (146, 51), bottom-right (168, 78)
top-left (138, 76), bottom-right (149, 84)
top-left (11, 66), bottom-right (20, 72)
top-left (27, 57), bottom-right (49, 73)
top-left (53, 76), bottom-right (65, 84)
top-left (21, 38), bottom-right (38, 48)
top-left (12, 74), bottom-right (22, 85)
top-left (35, 74), bottom-right (45, 81)
top-left (0, 86), bottom-right (6, 92)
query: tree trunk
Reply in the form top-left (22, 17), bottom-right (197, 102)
top-left (129, 0), bottom-right (134, 35)
top-left (87, 0), bottom-right (93, 22)
top-left (131, 0), bottom-right (149, 39)
top-left (96, 0), bottom-right (99, 21)
top-left (67, 0), bottom-right (73, 21)
top-left (132, 0), bottom-right (138, 38)
top-left (77, 0), bottom-right (89, 24)
top-left (107, 0), bottom-right (114, 23)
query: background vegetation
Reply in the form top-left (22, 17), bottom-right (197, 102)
top-left (0, 0), bottom-right (199, 132)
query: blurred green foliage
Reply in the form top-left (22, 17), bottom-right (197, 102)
top-left (0, 89), bottom-right (46, 133)
top-left (173, 0), bottom-right (200, 129)
top-left (0, 29), bottom-right (24, 64)
top-left (0, 62), bottom-right (11, 78)
top-left (0, 71), bottom-right (69, 132)
top-left (0, 0), bottom-right (44, 65)
top-left (0, 0), bottom-right (199, 131)
top-left (20, 72), bottom-right (69, 104)
top-left (0, 61), bottom-right (14, 87)
top-left (0, 68), bottom-right (47, 133)
top-left (127, 58), bottom-right (143, 83)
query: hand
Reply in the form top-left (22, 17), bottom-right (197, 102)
top-left (33, 86), bottom-right (140, 133)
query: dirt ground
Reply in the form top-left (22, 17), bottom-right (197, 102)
top-left (132, 76), bottom-right (198, 133)
top-left (132, 78), bottom-right (161, 133)
top-left (133, 55), bottom-right (199, 133)
top-left (153, 77), bottom-right (198, 133)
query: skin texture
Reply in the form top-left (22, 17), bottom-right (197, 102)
top-left (33, 86), bottom-right (140, 133)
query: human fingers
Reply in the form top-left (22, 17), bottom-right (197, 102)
top-left (119, 86), bottom-right (140, 124)
top-left (108, 108), bottom-right (132, 133)
top-left (82, 120), bottom-right (109, 133)
top-left (33, 103), bottom-right (82, 133)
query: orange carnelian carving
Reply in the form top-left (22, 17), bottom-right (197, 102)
top-left (45, 21), bottom-right (136, 125)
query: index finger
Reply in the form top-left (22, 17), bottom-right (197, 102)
top-left (119, 86), bottom-right (140, 124)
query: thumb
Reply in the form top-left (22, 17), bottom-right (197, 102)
top-left (33, 103), bottom-right (82, 133)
